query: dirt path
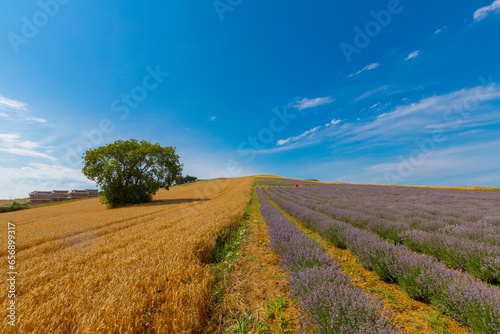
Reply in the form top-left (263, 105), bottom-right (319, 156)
top-left (207, 188), bottom-right (303, 333)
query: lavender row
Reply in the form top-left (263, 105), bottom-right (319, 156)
top-left (262, 187), bottom-right (500, 333)
top-left (278, 185), bottom-right (500, 251)
top-left (256, 188), bottom-right (398, 334)
top-left (279, 185), bottom-right (500, 240)
top-left (274, 186), bottom-right (500, 283)
top-left (290, 183), bottom-right (500, 229)
top-left (439, 221), bottom-right (500, 245)
top-left (255, 177), bottom-right (317, 187)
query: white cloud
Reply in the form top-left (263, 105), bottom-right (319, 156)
top-left (0, 95), bottom-right (27, 112)
top-left (210, 116), bottom-right (217, 121)
top-left (285, 139), bottom-right (500, 187)
top-left (292, 97), bottom-right (334, 110)
top-left (0, 134), bottom-right (40, 149)
top-left (0, 163), bottom-right (94, 199)
top-left (474, 0), bottom-right (500, 21)
top-left (0, 133), bottom-right (56, 161)
top-left (0, 148), bottom-right (56, 161)
top-left (405, 50), bottom-right (421, 61)
top-left (263, 83), bottom-right (500, 153)
top-left (277, 126), bottom-right (323, 146)
top-left (271, 119), bottom-right (342, 151)
top-left (325, 119), bottom-right (341, 127)
top-left (25, 116), bottom-right (48, 124)
top-left (0, 94), bottom-right (47, 124)
top-left (435, 26), bottom-right (446, 34)
top-left (349, 63), bottom-right (380, 77)
top-left (343, 84), bottom-right (500, 143)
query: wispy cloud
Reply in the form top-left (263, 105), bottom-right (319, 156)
top-left (405, 50), bottom-right (421, 61)
top-left (291, 96), bottom-right (334, 110)
top-left (0, 94), bottom-right (47, 124)
top-left (0, 134), bottom-right (39, 149)
top-left (325, 119), bottom-right (341, 127)
top-left (25, 116), bottom-right (48, 124)
top-left (342, 85), bottom-right (500, 143)
top-left (265, 83), bottom-right (500, 152)
top-left (210, 116), bottom-right (217, 121)
top-left (474, 0), bottom-right (500, 21)
top-left (277, 137), bottom-right (500, 187)
top-left (272, 118), bottom-right (342, 150)
top-left (277, 126), bottom-right (322, 146)
top-left (349, 63), bottom-right (380, 77)
top-left (355, 85), bottom-right (391, 101)
top-left (0, 133), bottom-right (56, 161)
top-left (0, 95), bottom-right (28, 112)
top-left (434, 25), bottom-right (448, 34)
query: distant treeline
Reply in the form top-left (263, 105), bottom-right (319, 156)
top-left (175, 175), bottom-right (198, 185)
top-left (0, 202), bottom-right (30, 213)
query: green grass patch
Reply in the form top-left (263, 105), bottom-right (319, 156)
top-left (210, 185), bottom-right (258, 304)
top-left (210, 220), bottom-right (247, 304)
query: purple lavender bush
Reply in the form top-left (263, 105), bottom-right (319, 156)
top-left (257, 187), bottom-right (399, 333)
top-left (289, 266), bottom-right (394, 334)
top-left (273, 185), bottom-right (500, 283)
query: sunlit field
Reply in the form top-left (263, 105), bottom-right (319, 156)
top-left (0, 177), bottom-right (252, 333)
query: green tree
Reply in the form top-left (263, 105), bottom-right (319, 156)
top-left (175, 174), bottom-right (198, 185)
top-left (82, 139), bottom-right (182, 208)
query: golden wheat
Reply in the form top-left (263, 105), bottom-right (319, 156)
top-left (0, 177), bottom-right (252, 333)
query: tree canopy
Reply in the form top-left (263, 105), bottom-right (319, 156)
top-left (82, 139), bottom-right (182, 208)
top-left (176, 174), bottom-right (198, 185)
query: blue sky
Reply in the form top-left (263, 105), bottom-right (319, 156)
top-left (1, 0), bottom-right (500, 198)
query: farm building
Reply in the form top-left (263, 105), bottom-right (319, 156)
top-left (29, 189), bottom-right (99, 205)
top-left (52, 190), bottom-right (69, 202)
top-left (28, 191), bottom-right (53, 205)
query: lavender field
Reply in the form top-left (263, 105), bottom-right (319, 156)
top-left (257, 177), bottom-right (500, 333)
top-left (257, 187), bottom-right (399, 333)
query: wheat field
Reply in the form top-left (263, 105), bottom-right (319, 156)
top-left (0, 177), bottom-right (252, 333)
